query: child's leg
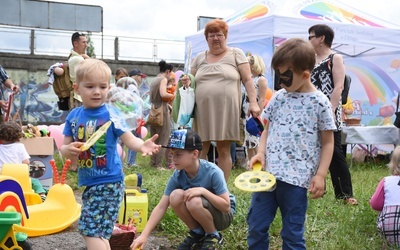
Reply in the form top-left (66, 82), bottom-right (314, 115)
top-left (169, 189), bottom-right (203, 230)
top-left (83, 236), bottom-right (110, 250)
top-left (276, 181), bottom-right (308, 250)
top-left (247, 190), bottom-right (278, 249)
top-left (79, 182), bottom-right (124, 250)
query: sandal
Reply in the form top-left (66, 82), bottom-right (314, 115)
top-left (344, 197), bottom-right (358, 205)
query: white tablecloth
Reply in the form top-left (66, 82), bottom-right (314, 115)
top-left (342, 126), bottom-right (400, 145)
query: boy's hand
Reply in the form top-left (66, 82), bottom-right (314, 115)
top-left (130, 235), bottom-right (146, 250)
top-left (248, 152), bottom-right (265, 170)
top-left (140, 134), bottom-right (161, 156)
top-left (308, 174), bottom-right (325, 199)
top-left (183, 187), bottom-right (203, 201)
top-left (60, 142), bottom-right (84, 161)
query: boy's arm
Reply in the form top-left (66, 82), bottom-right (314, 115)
top-left (130, 195), bottom-right (170, 249)
top-left (120, 131), bottom-right (160, 156)
top-left (249, 124), bottom-right (268, 170)
top-left (186, 187), bottom-right (231, 213)
top-left (309, 130), bottom-right (334, 199)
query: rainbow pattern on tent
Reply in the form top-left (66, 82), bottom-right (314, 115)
top-left (225, 4), bottom-right (269, 24)
top-left (347, 60), bottom-right (399, 105)
top-left (300, 2), bottom-right (384, 27)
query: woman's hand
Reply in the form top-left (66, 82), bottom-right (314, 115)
top-left (249, 102), bottom-right (261, 118)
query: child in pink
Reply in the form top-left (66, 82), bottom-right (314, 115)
top-left (370, 145), bottom-right (400, 248)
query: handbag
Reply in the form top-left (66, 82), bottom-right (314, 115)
top-left (394, 94), bottom-right (400, 128)
top-left (147, 104), bottom-right (163, 126)
top-left (177, 86), bottom-right (195, 126)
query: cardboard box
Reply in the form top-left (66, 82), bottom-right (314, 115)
top-left (20, 137), bottom-right (57, 190)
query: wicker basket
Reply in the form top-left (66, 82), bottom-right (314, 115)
top-left (110, 224), bottom-right (136, 250)
top-left (344, 118), bottom-right (361, 126)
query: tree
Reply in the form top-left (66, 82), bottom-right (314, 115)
top-left (86, 32), bottom-right (96, 58)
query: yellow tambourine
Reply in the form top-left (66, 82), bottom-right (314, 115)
top-left (234, 162), bottom-right (276, 192)
top-left (80, 121), bottom-right (112, 151)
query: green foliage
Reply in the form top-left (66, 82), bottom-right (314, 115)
top-left (63, 152), bottom-right (388, 249)
top-left (86, 32), bottom-right (96, 59)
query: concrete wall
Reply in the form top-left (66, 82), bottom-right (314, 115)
top-left (0, 52), bottom-right (182, 125)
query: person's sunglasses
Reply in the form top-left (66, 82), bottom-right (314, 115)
top-left (308, 35), bottom-right (316, 40)
top-left (72, 32), bottom-right (86, 41)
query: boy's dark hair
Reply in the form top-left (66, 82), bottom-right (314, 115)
top-left (308, 24), bottom-right (334, 48)
top-left (0, 121), bottom-right (24, 142)
top-left (271, 38), bottom-right (316, 74)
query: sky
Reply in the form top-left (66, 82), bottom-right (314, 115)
top-left (46, 0), bottom-right (400, 41)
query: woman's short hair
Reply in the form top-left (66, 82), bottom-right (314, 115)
top-left (308, 24), bottom-right (334, 48)
top-left (204, 19), bottom-right (228, 39)
top-left (248, 55), bottom-right (266, 76)
top-left (271, 38), bottom-right (316, 74)
top-left (115, 68), bottom-right (128, 77)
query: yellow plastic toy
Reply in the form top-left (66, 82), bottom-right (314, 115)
top-left (0, 159), bottom-right (81, 237)
top-left (235, 162), bottom-right (276, 192)
top-left (1, 164), bottom-right (42, 206)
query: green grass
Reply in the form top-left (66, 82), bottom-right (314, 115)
top-left (60, 153), bottom-right (388, 249)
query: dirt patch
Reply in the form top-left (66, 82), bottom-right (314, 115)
top-left (26, 191), bottom-right (173, 250)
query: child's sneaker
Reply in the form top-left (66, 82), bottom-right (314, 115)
top-left (201, 233), bottom-right (223, 250)
top-left (177, 230), bottom-right (205, 250)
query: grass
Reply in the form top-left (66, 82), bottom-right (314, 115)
top-left (58, 153), bottom-right (388, 249)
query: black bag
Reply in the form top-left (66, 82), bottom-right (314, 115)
top-left (394, 94), bottom-right (400, 128)
top-left (329, 53), bottom-right (351, 105)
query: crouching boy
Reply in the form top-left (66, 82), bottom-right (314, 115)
top-left (131, 129), bottom-right (235, 250)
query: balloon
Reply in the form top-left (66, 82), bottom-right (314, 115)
top-left (175, 70), bottom-right (184, 84)
top-left (59, 123), bottom-right (65, 132)
top-left (106, 87), bottom-right (146, 131)
top-left (265, 88), bottom-right (273, 101)
top-left (117, 143), bottom-right (126, 161)
top-left (48, 125), bottom-right (64, 149)
top-left (264, 88), bottom-right (273, 107)
top-left (141, 126), bottom-right (148, 138)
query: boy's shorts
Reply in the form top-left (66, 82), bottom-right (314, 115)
top-left (79, 181), bottom-right (124, 240)
top-left (201, 197), bottom-right (233, 231)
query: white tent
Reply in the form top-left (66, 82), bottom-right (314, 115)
top-left (185, 0), bottom-right (400, 126)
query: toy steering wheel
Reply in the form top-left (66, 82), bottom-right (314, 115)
top-left (234, 162), bottom-right (276, 192)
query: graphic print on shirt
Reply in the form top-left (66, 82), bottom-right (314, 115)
top-left (77, 119), bottom-right (107, 171)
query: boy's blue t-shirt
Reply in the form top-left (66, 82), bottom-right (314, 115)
top-left (63, 104), bottom-right (126, 187)
top-left (164, 159), bottom-right (236, 213)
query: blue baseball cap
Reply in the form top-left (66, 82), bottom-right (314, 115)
top-left (163, 129), bottom-right (203, 150)
top-left (246, 117), bottom-right (264, 137)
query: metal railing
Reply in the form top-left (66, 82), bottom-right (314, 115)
top-left (0, 26), bottom-right (185, 63)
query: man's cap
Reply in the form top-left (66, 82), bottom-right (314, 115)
top-left (163, 129), bottom-right (202, 150)
top-left (129, 68), bottom-right (147, 78)
top-left (246, 117), bottom-right (264, 137)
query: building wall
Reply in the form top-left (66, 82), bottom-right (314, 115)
top-left (0, 52), bottom-right (182, 125)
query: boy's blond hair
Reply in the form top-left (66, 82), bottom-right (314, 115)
top-left (389, 146), bottom-right (400, 175)
top-left (248, 55), bottom-right (266, 76)
top-left (75, 59), bottom-right (111, 84)
top-left (271, 38), bottom-right (315, 74)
